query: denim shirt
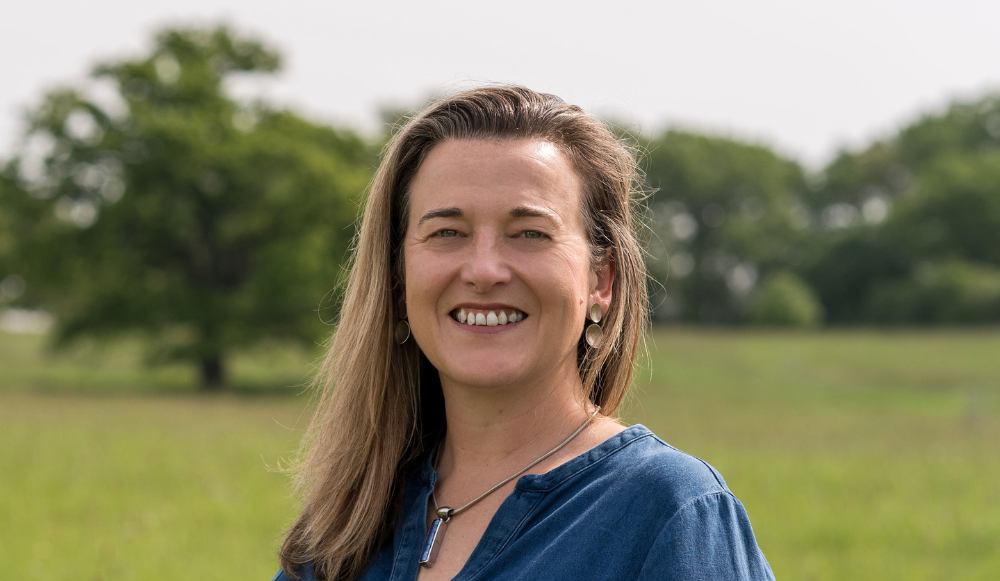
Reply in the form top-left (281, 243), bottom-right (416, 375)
top-left (273, 425), bottom-right (775, 581)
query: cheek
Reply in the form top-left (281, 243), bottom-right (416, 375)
top-left (403, 247), bottom-right (454, 311)
top-left (522, 249), bottom-right (592, 310)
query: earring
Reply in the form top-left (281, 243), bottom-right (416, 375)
top-left (395, 300), bottom-right (410, 345)
top-left (395, 320), bottom-right (410, 344)
top-left (585, 302), bottom-right (603, 347)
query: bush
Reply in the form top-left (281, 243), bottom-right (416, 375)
top-left (748, 271), bottom-right (824, 327)
top-left (862, 260), bottom-right (1000, 324)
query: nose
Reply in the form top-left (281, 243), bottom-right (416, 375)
top-left (461, 234), bottom-right (511, 291)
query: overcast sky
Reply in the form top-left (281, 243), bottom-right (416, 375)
top-left (3, 0), bottom-right (999, 167)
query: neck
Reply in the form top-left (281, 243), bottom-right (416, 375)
top-left (435, 357), bottom-right (594, 477)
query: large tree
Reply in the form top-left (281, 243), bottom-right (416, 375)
top-left (1, 26), bottom-right (374, 388)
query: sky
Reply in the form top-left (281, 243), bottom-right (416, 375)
top-left (2, 0), bottom-right (999, 167)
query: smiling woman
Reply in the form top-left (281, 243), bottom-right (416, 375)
top-left (273, 86), bottom-right (774, 581)
top-left (404, 139), bottom-right (608, 399)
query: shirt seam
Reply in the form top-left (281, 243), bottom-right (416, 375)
top-left (638, 490), bottom-right (736, 569)
top-left (650, 435), bottom-right (729, 490)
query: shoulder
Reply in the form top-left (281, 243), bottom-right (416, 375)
top-left (602, 428), bottom-right (775, 580)
top-left (594, 425), bottom-right (731, 506)
top-left (523, 424), bottom-right (735, 532)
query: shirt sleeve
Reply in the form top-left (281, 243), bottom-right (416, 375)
top-left (636, 491), bottom-right (776, 581)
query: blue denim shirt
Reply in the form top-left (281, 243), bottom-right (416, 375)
top-left (273, 425), bottom-right (775, 581)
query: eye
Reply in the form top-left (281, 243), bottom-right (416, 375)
top-left (436, 229), bottom-right (458, 238)
top-left (522, 230), bottom-right (543, 239)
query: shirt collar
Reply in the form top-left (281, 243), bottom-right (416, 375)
top-left (413, 424), bottom-right (654, 491)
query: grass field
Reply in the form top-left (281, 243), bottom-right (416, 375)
top-left (1, 328), bottom-right (998, 580)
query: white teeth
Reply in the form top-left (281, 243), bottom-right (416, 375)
top-left (454, 309), bottom-right (525, 325)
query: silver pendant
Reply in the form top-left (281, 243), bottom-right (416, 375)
top-left (419, 517), bottom-right (448, 566)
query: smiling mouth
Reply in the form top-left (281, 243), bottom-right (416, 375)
top-left (450, 308), bottom-right (527, 327)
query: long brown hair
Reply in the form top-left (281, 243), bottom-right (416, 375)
top-left (279, 85), bottom-right (648, 580)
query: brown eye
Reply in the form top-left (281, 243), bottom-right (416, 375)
top-left (523, 231), bottom-right (542, 239)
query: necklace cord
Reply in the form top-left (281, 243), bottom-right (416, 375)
top-left (431, 406), bottom-right (601, 519)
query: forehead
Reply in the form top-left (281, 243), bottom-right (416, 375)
top-left (408, 138), bottom-right (584, 219)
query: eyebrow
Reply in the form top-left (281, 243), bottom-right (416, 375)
top-left (416, 205), bottom-right (561, 226)
top-left (509, 205), bottom-right (559, 223)
top-left (417, 207), bottom-right (463, 226)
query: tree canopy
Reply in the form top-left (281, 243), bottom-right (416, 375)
top-left (1, 26), bottom-right (375, 388)
top-left (641, 130), bottom-right (810, 323)
top-left (802, 94), bottom-right (1000, 324)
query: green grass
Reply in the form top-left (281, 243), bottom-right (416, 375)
top-left (1, 328), bottom-right (998, 580)
top-left (0, 393), bottom-right (307, 581)
top-left (0, 331), bottom-right (321, 394)
top-left (627, 329), bottom-right (1000, 580)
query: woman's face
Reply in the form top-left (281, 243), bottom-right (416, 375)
top-left (403, 139), bottom-right (613, 392)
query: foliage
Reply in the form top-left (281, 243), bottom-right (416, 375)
top-left (0, 26), bottom-right (375, 387)
top-left (862, 260), bottom-right (1000, 324)
top-left (800, 93), bottom-right (1000, 324)
top-left (641, 130), bottom-right (808, 323)
top-left (747, 271), bottom-right (824, 327)
top-left (814, 94), bottom-right (1000, 211)
top-left (798, 227), bottom-right (910, 324)
top-left (886, 152), bottom-right (1000, 267)
top-left (4, 27), bottom-right (1000, 335)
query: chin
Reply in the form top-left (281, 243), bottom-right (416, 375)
top-left (437, 356), bottom-right (529, 390)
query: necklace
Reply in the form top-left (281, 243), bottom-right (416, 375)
top-left (418, 406), bottom-right (601, 567)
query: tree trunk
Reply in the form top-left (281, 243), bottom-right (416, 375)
top-left (200, 356), bottom-right (225, 390)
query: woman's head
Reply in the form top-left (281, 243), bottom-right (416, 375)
top-left (281, 85), bottom-right (647, 581)
top-left (370, 85), bottom-right (647, 409)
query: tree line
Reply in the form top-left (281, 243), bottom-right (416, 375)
top-left (638, 92), bottom-right (1000, 327)
top-left (1, 26), bottom-right (998, 388)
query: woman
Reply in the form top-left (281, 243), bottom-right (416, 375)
top-left (274, 86), bottom-right (774, 581)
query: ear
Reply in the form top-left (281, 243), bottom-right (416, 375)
top-left (589, 250), bottom-right (615, 319)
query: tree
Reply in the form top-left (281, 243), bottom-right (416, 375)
top-left (1, 26), bottom-right (374, 389)
top-left (641, 130), bottom-right (809, 323)
top-left (814, 93), bottom-right (1000, 212)
top-left (802, 93), bottom-right (1000, 324)
top-left (887, 152), bottom-right (1000, 267)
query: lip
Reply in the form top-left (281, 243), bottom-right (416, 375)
top-left (450, 302), bottom-right (523, 311)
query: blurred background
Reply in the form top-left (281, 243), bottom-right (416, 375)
top-left (1, 1), bottom-right (998, 579)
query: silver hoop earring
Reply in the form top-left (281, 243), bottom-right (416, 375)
top-left (395, 300), bottom-right (410, 345)
top-left (585, 302), bottom-right (603, 348)
top-left (395, 319), bottom-right (410, 345)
